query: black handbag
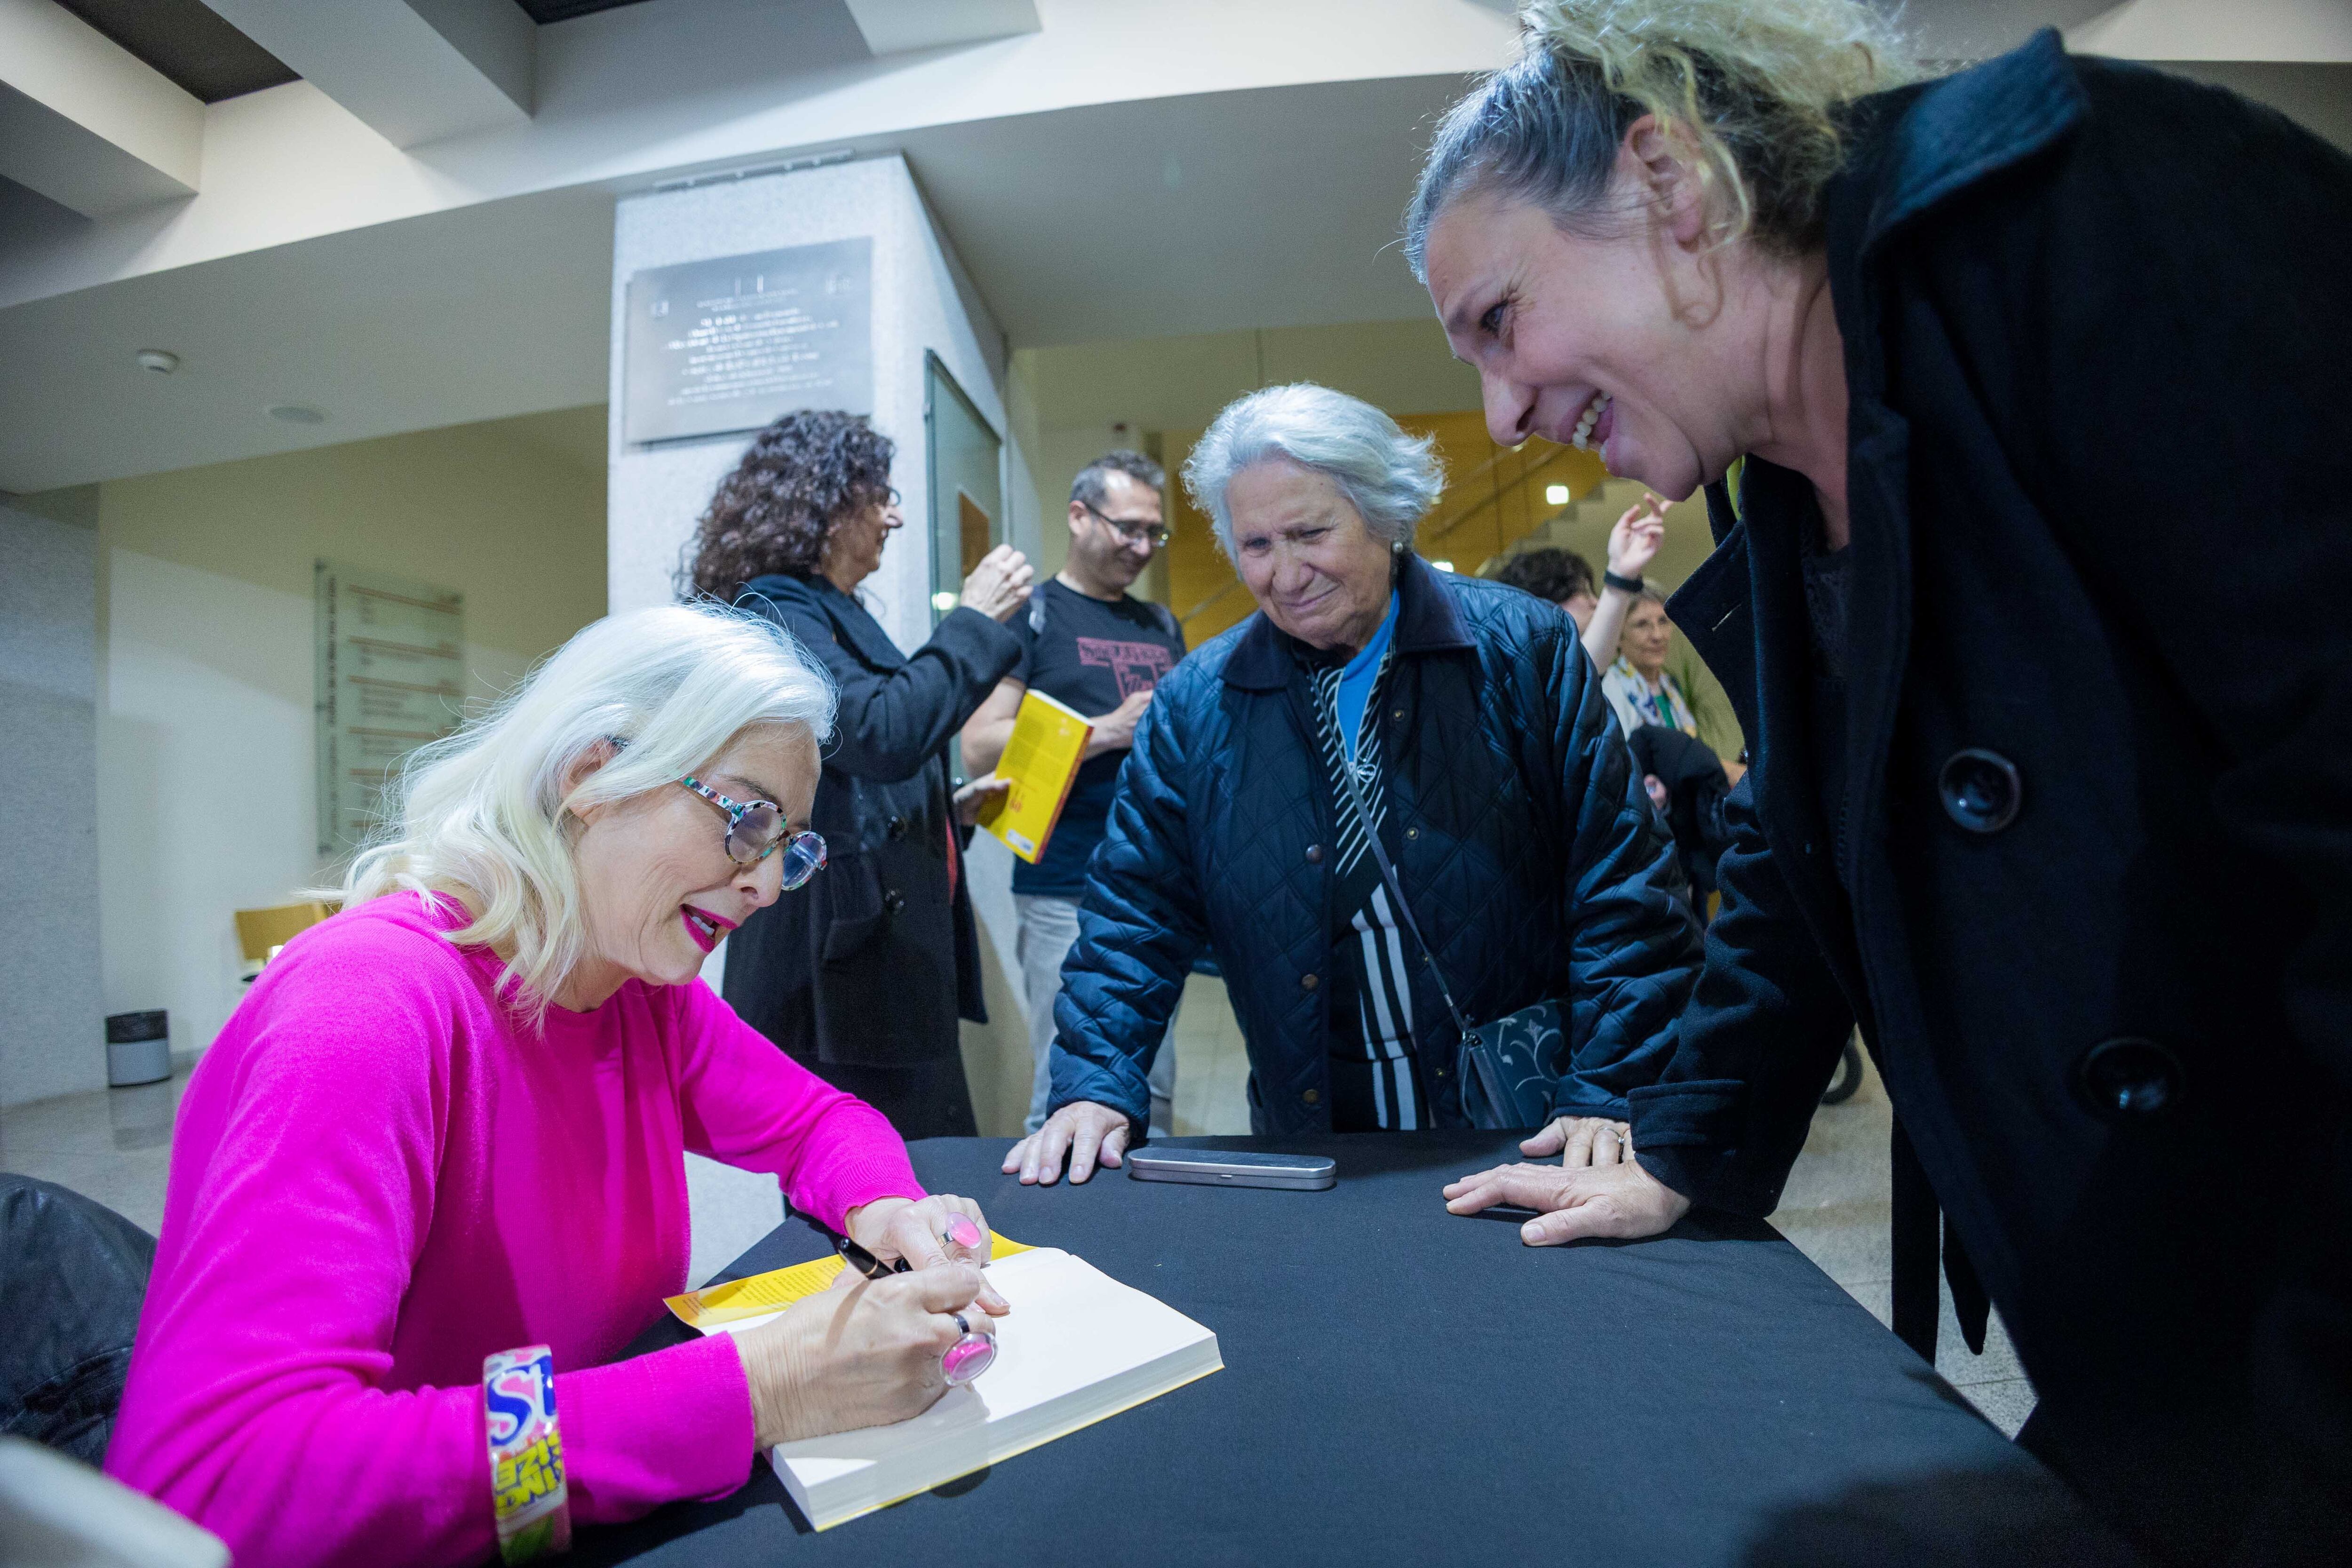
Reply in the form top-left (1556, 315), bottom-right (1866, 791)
top-left (1328, 744), bottom-right (1565, 1131)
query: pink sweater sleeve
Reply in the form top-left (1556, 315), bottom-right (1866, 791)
top-left (669, 979), bottom-right (925, 1231)
top-left (106, 938), bottom-right (756, 1568)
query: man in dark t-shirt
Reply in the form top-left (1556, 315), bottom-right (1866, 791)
top-left (961, 451), bottom-right (1188, 1133)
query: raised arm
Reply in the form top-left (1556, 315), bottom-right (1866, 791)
top-left (758, 594), bottom-right (1022, 783)
top-left (1579, 492), bottom-right (1666, 670)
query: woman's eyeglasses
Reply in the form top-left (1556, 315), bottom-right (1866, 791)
top-left (678, 777), bottom-right (826, 889)
top-left (1081, 501), bottom-right (1171, 549)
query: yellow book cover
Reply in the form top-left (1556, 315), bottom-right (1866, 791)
top-left (977, 689), bottom-right (1092, 863)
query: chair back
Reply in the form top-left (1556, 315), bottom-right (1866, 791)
top-left (0, 1436), bottom-right (229, 1568)
top-left (233, 902), bottom-right (334, 966)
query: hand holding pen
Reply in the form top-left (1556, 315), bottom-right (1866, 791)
top-left (832, 1229), bottom-right (1001, 1387)
top-left (841, 1194), bottom-right (1010, 1315)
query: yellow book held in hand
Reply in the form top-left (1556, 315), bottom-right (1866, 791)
top-left (977, 689), bottom-right (1092, 863)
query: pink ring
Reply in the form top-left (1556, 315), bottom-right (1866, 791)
top-left (941, 1320), bottom-right (996, 1385)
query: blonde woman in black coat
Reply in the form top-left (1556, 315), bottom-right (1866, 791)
top-left (1413, 4), bottom-right (2352, 1562)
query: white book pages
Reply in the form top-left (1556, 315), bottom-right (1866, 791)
top-left (711, 1247), bottom-right (1221, 1530)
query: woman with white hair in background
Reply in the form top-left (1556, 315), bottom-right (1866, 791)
top-left (106, 605), bottom-right (1006, 1568)
top-left (1007, 383), bottom-right (1700, 1191)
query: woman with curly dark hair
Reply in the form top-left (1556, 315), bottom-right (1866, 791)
top-left (687, 409), bottom-right (1033, 1138)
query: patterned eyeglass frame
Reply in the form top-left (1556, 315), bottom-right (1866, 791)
top-left (676, 776), bottom-right (827, 888)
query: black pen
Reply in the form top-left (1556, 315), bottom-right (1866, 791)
top-left (831, 1230), bottom-right (907, 1281)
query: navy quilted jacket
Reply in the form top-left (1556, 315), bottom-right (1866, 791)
top-left (1049, 552), bottom-right (1703, 1135)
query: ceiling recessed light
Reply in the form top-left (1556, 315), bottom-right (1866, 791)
top-left (268, 404), bottom-right (326, 425)
top-left (135, 350), bottom-right (179, 374)
top-left (1544, 483), bottom-right (1570, 506)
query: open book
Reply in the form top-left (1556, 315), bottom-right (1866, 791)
top-left (975, 688), bottom-right (1092, 862)
top-left (703, 1248), bottom-right (1219, 1530)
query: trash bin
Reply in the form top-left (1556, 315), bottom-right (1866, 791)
top-left (104, 1011), bottom-right (171, 1088)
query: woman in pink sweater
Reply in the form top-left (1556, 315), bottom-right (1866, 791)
top-left (107, 604), bottom-right (1006, 1566)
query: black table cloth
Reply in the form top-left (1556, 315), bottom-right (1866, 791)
top-left (576, 1134), bottom-right (2128, 1567)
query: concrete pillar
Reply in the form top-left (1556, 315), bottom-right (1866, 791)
top-left (605, 153), bottom-right (1037, 1134)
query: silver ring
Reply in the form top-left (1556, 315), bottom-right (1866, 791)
top-left (951, 1311), bottom-right (970, 1334)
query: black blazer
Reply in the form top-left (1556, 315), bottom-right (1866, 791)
top-left (722, 573), bottom-right (1020, 1068)
top-left (1626, 33), bottom-right (2352, 1562)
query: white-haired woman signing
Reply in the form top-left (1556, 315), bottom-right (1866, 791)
top-left (1008, 383), bottom-right (1700, 1191)
top-left (108, 605), bottom-right (1005, 1568)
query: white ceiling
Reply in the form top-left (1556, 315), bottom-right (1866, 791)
top-left (0, 70), bottom-right (1474, 493)
top-left (4, 0), bottom-right (2341, 496)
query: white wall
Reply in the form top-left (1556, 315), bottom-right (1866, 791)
top-left (607, 153), bottom-right (1013, 648)
top-left (0, 502), bottom-right (103, 1107)
top-left (73, 407), bottom-right (607, 1063)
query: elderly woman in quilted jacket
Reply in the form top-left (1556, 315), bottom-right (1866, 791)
top-left (1005, 385), bottom-right (1703, 1218)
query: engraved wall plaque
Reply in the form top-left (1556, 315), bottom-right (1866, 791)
top-left (623, 239), bottom-right (874, 445)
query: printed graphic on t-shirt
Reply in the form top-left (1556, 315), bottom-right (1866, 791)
top-left (1076, 637), bottom-right (1175, 699)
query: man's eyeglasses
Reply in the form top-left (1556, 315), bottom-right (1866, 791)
top-left (678, 777), bottom-right (827, 889)
top-left (1081, 500), bottom-right (1171, 549)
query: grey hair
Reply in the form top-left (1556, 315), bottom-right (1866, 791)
top-left (1070, 449), bottom-right (1166, 513)
top-left (1182, 384), bottom-right (1444, 558)
top-left (1403, 0), bottom-right (1917, 276)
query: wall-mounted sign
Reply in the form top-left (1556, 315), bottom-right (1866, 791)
top-left (315, 561), bottom-right (466, 858)
top-left (623, 238), bottom-right (874, 445)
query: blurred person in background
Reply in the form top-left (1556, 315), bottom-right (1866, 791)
top-left (1004, 383), bottom-right (1700, 1187)
top-left (686, 410), bottom-right (1033, 1138)
top-left (1601, 586), bottom-right (1709, 748)
top-left (1409, 1), bottom-right (2352, 1558)
top-left (960, 451), bottom-right (1188, 1137)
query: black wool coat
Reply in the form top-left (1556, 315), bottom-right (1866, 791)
top-left (1627, 32), bottom-right (2352, 1564)
top-left (722, 573), bottom-right (1019, 1067)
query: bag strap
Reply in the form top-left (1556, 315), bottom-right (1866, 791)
top-left (1327, 722), bottom-right (1472, 1038)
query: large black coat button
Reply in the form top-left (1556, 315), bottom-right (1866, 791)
top-left (882, 889), bottom-right (906, 915)
top-left (1939, 749), bottom-right (2023, 834)
top-left (2076, 1037), bottom-right (2184, 1119)
top-left (886, 815), bottom-right (908, 841)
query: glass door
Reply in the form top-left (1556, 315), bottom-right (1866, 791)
top-left (924, 351), bottom-right (1003, 628)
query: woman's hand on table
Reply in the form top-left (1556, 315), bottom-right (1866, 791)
top-left (1522, 1114), bottom-right (1636, 1168)
top-left (845, 1194), bottom-right (1009, 1314)
top-left (736, 1262), bottom-right (993, 1447)
top-left (1002, 1100), bottom-right (1131, 1185)
top-left (1441, 1156), bottom-right (1692, 1247)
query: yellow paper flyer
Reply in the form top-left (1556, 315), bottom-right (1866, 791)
top-left (665, 1232), bottom-right (1035, 1331)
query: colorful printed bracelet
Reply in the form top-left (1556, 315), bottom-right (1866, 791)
top-left (484, 1345), bottom-right (571, 1563)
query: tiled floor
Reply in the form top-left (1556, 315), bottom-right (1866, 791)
top-left (4, 978), bottom-right (2030, 1435)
